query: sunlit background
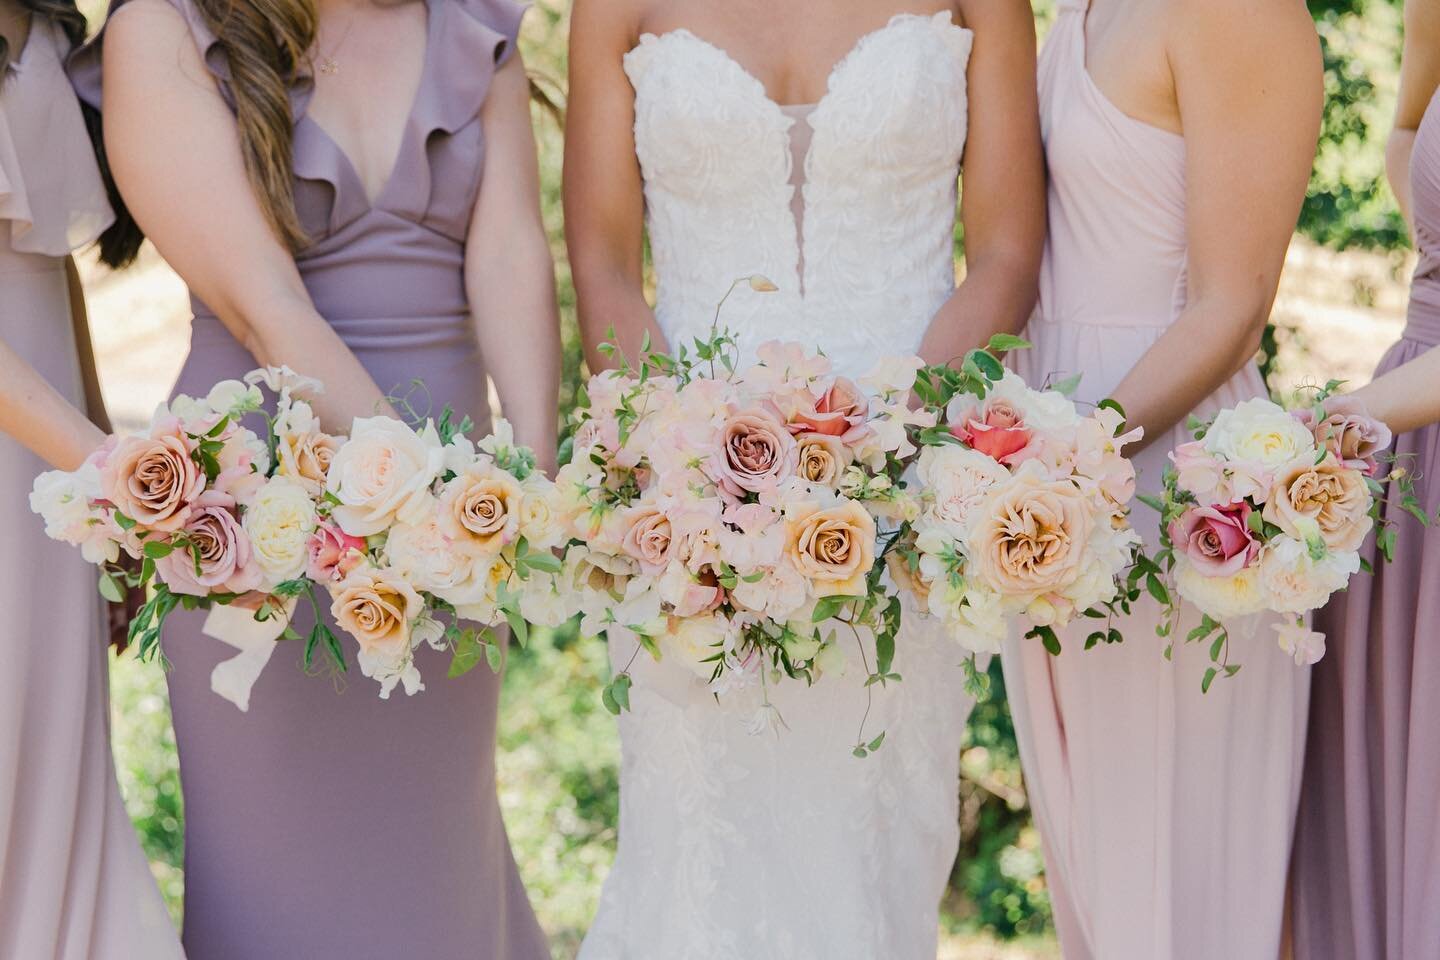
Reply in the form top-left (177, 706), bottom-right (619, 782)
top-left (78, 0), bottom-right (1411, 956)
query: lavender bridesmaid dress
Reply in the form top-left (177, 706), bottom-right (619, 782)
top-left (71, 2), bottom-right (549, 957)
top-left (1, 22), bottom-right (182, 960)
top-left (1292, 86), bottom-right (1440, 960)
top-left (999, 3), bottom-right (1308, 957)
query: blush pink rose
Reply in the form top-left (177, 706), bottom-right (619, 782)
top-left (711, 408), bottom-right (798, 496)
top-left (621, 504), bottom-right (674, 575)
top-left (951, 400), bottom-right (1033, 465)
top-left (1169, 502), bottom-right (1259, 577)
top-left (155, 498), bottom-right (264, 596)
top-left (306, 521), bottom-right (368, 584)
top-left (101, 418), bottom-right (207, 532)
top-left (788, 377), bottom-right (869, 438)
top-left (1296, 397), bottom-right (1393, 476)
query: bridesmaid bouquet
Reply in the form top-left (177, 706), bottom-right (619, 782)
top-left (29, 366), bottom-right (565, 704)
top-left (556, 278), bottom-right (925, 747)
top-left (1144, 390), bottom-right (1413, 690)
top-left (890, 339), bottom-right (1147, 695)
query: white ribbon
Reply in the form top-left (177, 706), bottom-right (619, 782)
top-left (202, 599), bottom-right (298, 712)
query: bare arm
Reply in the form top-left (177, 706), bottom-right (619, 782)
top-left (99, 0), bottom-right (391, 429)
top-left (1349, 345), bottom-right (1440, 435)
top-left (1386, 0), bottom-right (1440, 224)
top-left (467, 55), bottom-right (562, 475)
top-left (1109, 0), bottom-right (1321, 451)
top-left (918, 0), bottom-right (1045, 366)
top-left (563, 0), bottom-right (662, 373)
top-left (0, 339), bottom-right (106, 469)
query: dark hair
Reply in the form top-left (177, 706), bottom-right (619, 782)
top-left (0, 0), bottom-right (144, 267)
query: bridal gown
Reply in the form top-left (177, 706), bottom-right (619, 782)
top-left (71, 1), bottom-right (549, 957)
top-left (578, 13), bottom-right (977, 959)
top-left (0, 21), bottom-right (182, 959)
top-left (1000, 3), bottom-right (1308, 958)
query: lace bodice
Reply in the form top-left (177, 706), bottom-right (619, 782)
top-left (579, 15), bottom-right (976, 960)
top-left (625, 11), bottom-right (972, 377)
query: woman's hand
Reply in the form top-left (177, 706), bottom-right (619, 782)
top-left (0, 338), bottom-right (107, 470)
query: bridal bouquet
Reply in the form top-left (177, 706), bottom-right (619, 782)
top-left (890, 341), bottom-right (1147, 694)
top-left (1144, 390), bottom-right (1414, 690)
top-left (29, 367), bottom-right (565, 703)
top-left (556, 279), bottom-right (924, 749)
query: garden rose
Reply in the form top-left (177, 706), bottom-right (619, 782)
top-left (1263, 456), bottom-right (1373, 552)
top-left (325, 416), bottom-right (445, 536)
top-left (1169, 502), bottom-right (1259, 577)
top-left (1298, 396), bottom-right (1392, 475)
top-left (329, 567), bottom-right (423, 659)
top-left (1174, 559), bottom-right (1268, 620)
top-left (306, 521), bottom-right (367, 583)
top-left (916, 444), bottom-right (1010, 538)
top-left (438, 462), bottom-right (523, 557)
top-left (796, 432), bottom-right (850, 487)
top-left (783, 498), bottom-right (877, 597)
top-left (711, 408), bottom-right (798, 496)
top-left (1259, 536), bottom-right (1359, 615)
top-left (155, 497), bottom-right (264, 597)
top-left (949, 397), bottom-right (1033, 464)
top-left (385, 508), bottom-right (488, 603)
top-left (789, 377), bottom-right (868, 438)
top-left (1203, 398), bottom-right (1317, 472)
top-left (242, 477), bottom-right (318, 583)
top-left (970, 469), bottom-right (1093, 599)
top-left (275, 415), bottom-right (341, 497)
top-left (621, 501), bottom-right (674, 575)
top-left (101, 419), bottom-right (206, 532)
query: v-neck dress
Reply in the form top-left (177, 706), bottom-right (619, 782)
top-left (70, 2), bottom-right (550, 957)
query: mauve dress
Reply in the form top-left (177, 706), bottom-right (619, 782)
top-left (999, 3), bottom-right (1308, 958)
top-left (70, 2), bottom-right (550, 957)
top-left (0, 21), bottom-right (183, 960)
top-left (1292, 85), bottom-right (1440, 960)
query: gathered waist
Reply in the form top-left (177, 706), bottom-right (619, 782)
top-left (1403, 294), bottom-right (1440, 347)
top-left (191, 310), bottom-right (476, 352)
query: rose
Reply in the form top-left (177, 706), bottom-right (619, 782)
top-left (329, 567), bottom-right (424, 659)
top-left (516, 475), bottom-right (565, 550)
top-left (1275, 621), bottom-right (1326, 666)
top-left (1259, 536), bottom-right (1359, 614)
top-left (101, 419), bottom-right (207, 532)
top-left (1169, 502), bottom-right (1259, 577)
top-left (667, 613), bottom-right (732, 677)
top-left (1203, 398), bottom-right (1318, 472)
top-left (949, 397), bottom-right (1033, 464)
top-left (969, 468), bottom-right (1093, 599)
top-left (325, 417), bottom-right (445, 536)
top-left (437, 462), bottom-right (523, 557)
top-left (275, 414), bottom-right (341, 498)
top-left (1170, 441), bottom-right (1227, 502)
top-left (242, 478), bottom-right (318, 584)
top-left (795, 433), bottom-right (851, 487)
top-left (621, 501), bottom-right (674, 575)
top-left (789, 377), bottom-right (868, 438)
top-left (1174, 559), bottom-right (1268, 620)
top-left (783, 498), bottom-right (877, 597)
top-left (306, 521), bottom-right (368, 583)
top-left (1298, 396), bottom-right (1393, 475)
top-left (711, 408), bottom-right (798, 496)
top-left (154, 498), bottom-right (264, 597)
top-left (916, 444), bottom-right (1010, 538)
top-left (730, 558), bottom-right (808, 619)
top-left (1262, 456), bottom-right (1373, 552)
top-left (385, 508), bottom-right (488, 603)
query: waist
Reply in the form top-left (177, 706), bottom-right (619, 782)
top-left (190, 310), bottom-right (476, 352)
top-left (1405, 288), bottom-right (1440, 346)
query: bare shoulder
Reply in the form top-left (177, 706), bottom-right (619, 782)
top-left (102, 0), bottom-right (189, 50)
top-left (952, 0), bottom-right (1036, 38)
top-left (1166, 0), bottom-right (1318, 74)
top-left (569, 0), bottom-right (649, 45)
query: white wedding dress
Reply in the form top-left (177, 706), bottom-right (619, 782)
top-left (579, 13), bottom-right (977, 959)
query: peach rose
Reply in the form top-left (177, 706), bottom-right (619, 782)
top-left (950, 399), bottom-right (1033, 465)
top-left (789, 377), bottom-right (868, 438)
top-left (276, 428), bottom-right (341, 497)
top-left (101, 419), bottom-right (206, 532)
top-left (796, 432), bottom-right (851, 487)
top-left (329, 567), bottom-right (423, 659)
top-left (621, 503), bottom-right (674, 575)
top-left (783, 499), bottom-right (877, 597)
top-left (1262, 456), bottom-right (1373, 552)
top-left (437, 463), bottom-right (523, 557)
top-left (970, 473), bottom-right (1093, 599)
top-left (711, 408), bottom-right (798, 496)
top-left (155, 498), bottom-right (264, 597)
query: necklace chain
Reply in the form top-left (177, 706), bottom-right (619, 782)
top-left (316, 14), bottom-right (357, 77)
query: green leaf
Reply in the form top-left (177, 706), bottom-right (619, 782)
top-left (142, 539), bottom-right (176, 559)
top-left (1145, 573), bottom-right (1171, 606)
top-left (1050, 372), bottom-right (1083, 397)
top-left (852, 746), bottom-right (869, 759)
top-left (524, 551), bottom-right (562, 574)
top-left (972, 350), bottom-right (1005, 381)
top-left (113, 512), bottom-right (137, 532)
top-left (1201, 666), bottom-right (1218, 694)
top-left (874, 631), bottom-right (895, 677)
top-left (1209, 632), bottom-right (1226, 662)
top-left (1136, 493), bottom-right (1166, 514)
top-left (811, 596), bottom-right (847, 623)
top-left (1028, 624), bottom-right (1062, 656)
top-left (503, 605), bottom-right (529, 648)
top-left (303, 623), bottom-right (323, 670)
top-left (448, 630), bottom-right (485, 678)
top-left (97, 572), bottom-right (125, 604)
top-left (867, 731), bottom-right (886, 752)
top-left (1096, 398), bottom-right (1127, 423)
top-left (323, 628), bottom-right (347, 672)
top-left (601, 684), bottom-right (619, 716)
top-left (984, 333), bottom-right (1032, 354)
top-left (485, 639), bottom-right (503, 672)
top-left (611, 673), bottom-right (632, 712)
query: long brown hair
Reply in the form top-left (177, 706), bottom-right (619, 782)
top-left (1, 0), bottom-right (143, 267)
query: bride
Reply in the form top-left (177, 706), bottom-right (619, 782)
top-left (563, 0), bottom-right (1044, 955)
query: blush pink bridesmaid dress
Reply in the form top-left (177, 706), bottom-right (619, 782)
top-left (1000, 3), bottom-right (1309, 957)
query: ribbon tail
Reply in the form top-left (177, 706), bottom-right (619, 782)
top-left (202, 599), bottom-right (298, 712)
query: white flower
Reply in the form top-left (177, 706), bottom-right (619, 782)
top-left (29, 464), bottom-right (117, 564)
top-left (242, 477), bottom-right (318, 584)
top-left (743, 701), bottom-right (789, 737)
top-left (357, 645), bottom-right (424, 699)
top-left (859, 354), bottom-right (925, 398)
top-left (515, 569), bottom-right (574, 628)
top-left (1275, 620), bottom-right (1326, 666)
top-left (1175, 558), bottom-right (1269, 621)
top-left (206, 379), bottom-right (265, 418)
top-left (987, 371), bottom-right (1081, 434)
top-left (1258, 536), bottom-right (1359, 615)
top-left (384, 508), bottom-right (496, 615)
top-left (916, 444), bottom-right (1010, 540)
top-left (1204, 399), bottom-right (1317, 473)
top-left (244, 365), bottom-right (324, 399)
top-left (167, 393), bottom-right (214, 423)
top-left (517, 474), bottom-right (565, 550)
top-left (730, 558), bottom-right (808, 620)
top-left (326, 416), bottom-right (446, 536)
top-left (667, 613), bottom-right (730, 678)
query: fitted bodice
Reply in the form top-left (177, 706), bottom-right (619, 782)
top-left (625, 12), bottom-right (972, 377)
top-left (1407, 87), bottom-right (1440, 344)
top-left (1034, 0), bottom-right (1188, 334)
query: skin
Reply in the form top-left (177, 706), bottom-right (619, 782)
top-left (0, 1), bottom-right (108, 470)
top-left (100, 0), bottom-right (561, 466)
top-left (1352, 0), bottom-right (1440, 436)
top-left (1087, 0), bottom-right (1323, 452)
top-left (563, 0), bottom-right (1044, 374)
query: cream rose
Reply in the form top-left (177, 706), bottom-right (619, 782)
top-left (329, 567), bottom-right (424, 659)
top-left (1258, 536), bottom-right (1359, 615)
top-left (437, 462), bottom-right (523, 557)
top-left (276, 426), bottom-right (341, 498)
top-left (1175, 559), bottom-right (1268, 621)
top-left (1203, 399), bottom-right (1317, 472)
top-left (101, 419), bottom-right (207, 532)
top-left (1262, 456), bottom-right (1373, 553)
top-left (518, 474), bottom-right (564, 550)
top-left (242, 478), bottom-right (318, 584)
top-left (795, 432), bottom-right (851, 487)
top-left (667, 613), bottom-right (731, 677)
top-left (325, 417), bottom-right (445, 537)
top-left (385, 507), bottom-right (487, 602)
top-left (783, 498), bottom-right (877, 597)
top-left (969, 471), bottom-right (1093, 600)
top-left (916, 444), bottom-right (1010, 538)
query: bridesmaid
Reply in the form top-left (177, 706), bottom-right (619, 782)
top-left (70, 0), bottom-right (560, 955)
top-left (1293, 1), bottom-right (1440, 956)
top-left (1000, 1), bottom-right (1321, 958)
top-left (0, 2), bottom-right (182, 957)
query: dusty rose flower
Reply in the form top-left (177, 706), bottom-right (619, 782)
top-left (277, 429), bottom-right (341, 497)
top-left (950, 399), bottom-right (1033, 465)
top-left (1169, 502), bottom-right (1259, 577)
top-left (155, 497), bottom-right (263, 596)
top-left (783, 499), bottom-right (877, 597)
top-left (329, 567), bottom-right (423, 659)
top-left (438, 463), bottom-right (523, 557)
top-left (306, 521), bottom-right (368, 583)
top-left (711, 408), bottom-right (798, 496)
top-left (1298, 397), bottom-right (1393, 476)
top-left (971, 473), bottom-right (1093, 597)
top-left (789, 378), bottom-right (868, 438)
top-left (796, 432), bottom-right (851, 487)
top-left (1262, 456), bottom-right (1373, 552)
top-left (101, 420), bottom-right (206, 532)
top-left (621, 504), bottom-right (674, 575)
